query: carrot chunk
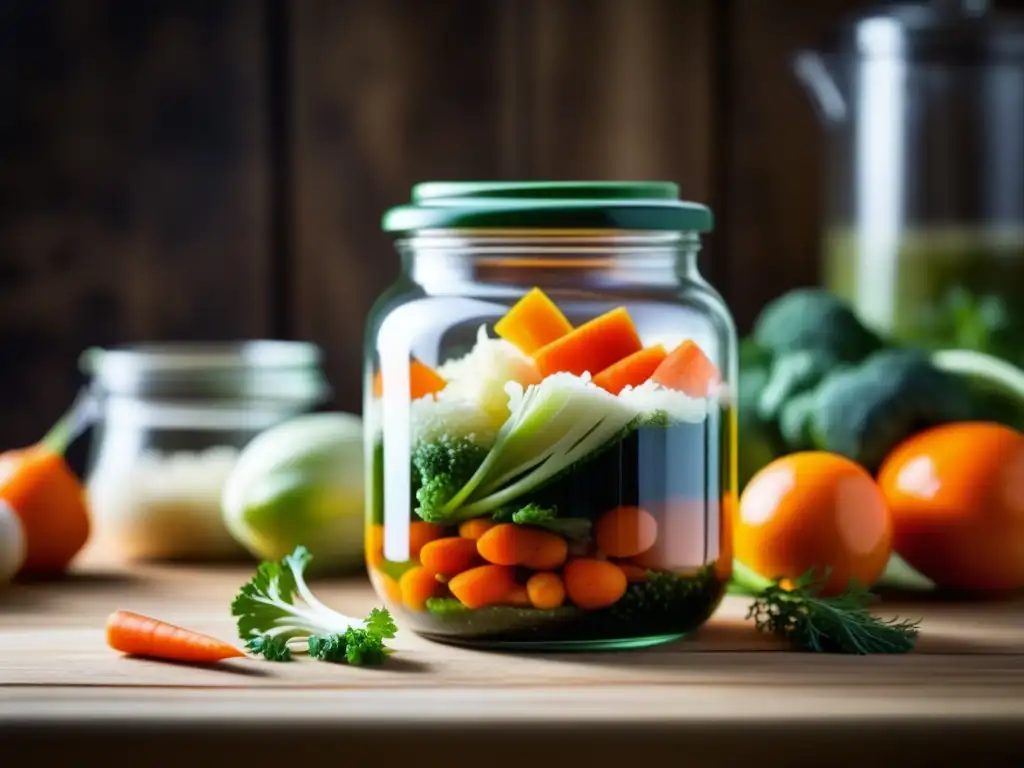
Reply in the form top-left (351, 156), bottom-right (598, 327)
top-left (419, 537), bottom-right (483, 576)
top-left (373, 358), bottom-right (447, 400)
top-left (494, 287), bottom-right (574, 355)
top-left (592, 344), bottom-right (668, 395)
top-left (650, 340), bottom-right (721, 397)
top-left (502, 583), bottom-right (533, 608)
top-left (526, 572), bottom-right (566, 609)
top-left (595, 505), bottom-right (659, 558)
top-left (399, 566), bottom-right (442, 611)
top-left (563, 559), bottom-right (628, 610)
top-left (447, 564), bottom-right (517, 609)
top-left (458, 518), bottom-right (498, 541)
top-left (106, 610), bottom-right (244, 663)
top-left (532, 307), bottom-right (644, 378)
top-left (476, 523), bottom-right (568, 571)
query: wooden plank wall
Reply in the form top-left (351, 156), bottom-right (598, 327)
top-left (0, 0), bottom-right (897, 450)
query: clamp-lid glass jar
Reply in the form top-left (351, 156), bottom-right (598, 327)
top-left (367, 182), bottom-right (737, 650)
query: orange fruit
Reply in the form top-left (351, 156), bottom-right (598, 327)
top-left (735, 451), bottom-right (892, 597)
top-left (878, 422), bottom-right (1024, 593)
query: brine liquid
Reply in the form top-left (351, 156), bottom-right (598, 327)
top-left (365, 406), bottom-right (735, 647)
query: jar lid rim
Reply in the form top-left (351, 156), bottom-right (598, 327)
top-left (382, 181), bottom-right (714, 234)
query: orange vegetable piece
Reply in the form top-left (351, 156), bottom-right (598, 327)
top-left (399, 566), bottom-right (442, 611)
top-left (615, 562), bottom-right (649, 583)
top-left (651, 340), bottom-right (721, 397)
top-left (0, 446), bottom-right (90, 576)
top-left (503, 583), bottom-right (533, 608)
top-left (447, 564), bottom-right (517, 609)
top-left (409, 521), bottom-right (445, 560)
top-left (878, 422), bottom-right (1024, 593)
top-left (532, 307), bottom-right (643, 378)
top-left (563, 558), bottom-right (628, 610)
top-left (592, 345), bottom-right (668, 395)
top-left (458, 518), bottom-right (497, 541)
top-left (372, 358), bottom-right (447, 400)
top-left (594, 505), bottom-right (659, 558)
top-left (419, 536), bottom-right (482, 576)
top-left (365, 524), bottom-right (384, 568)
top-left (736, 452), bottom-right (893, 597)
top-left (476, 523), bottom-right (568, 571)
top-left (495, 287), bottom-right (574, 356)
top-left (106, 610), bottom-right (244, 663)
top-left (367, 521), bottom-right (443, 565)
top-left (526, 572), bottom-right (566, 609)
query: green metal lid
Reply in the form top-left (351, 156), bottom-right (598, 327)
top-left (381, 181), bottom-right (713, 233)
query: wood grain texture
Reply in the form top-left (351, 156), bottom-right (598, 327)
top-left (2, 560), bottom-right (1023, 762)
top-left (718, 0), bottom-right (870, 332)
top-left (518, 0), bottom-right (719, 279)
top-left (290, 0), bottom-right (510, 414)
top-left (0, 0), bottom-right (271, 448)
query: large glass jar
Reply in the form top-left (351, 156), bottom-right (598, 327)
top-left (82, 341), bottom-right (330, 562)
top-left (365, 182), bottom-right (737, 650)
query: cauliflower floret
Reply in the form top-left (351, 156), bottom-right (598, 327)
top-left (410, 395), bottom-right (498, 448)
top-left (436, 325), bottom-right (542, 427)
top-left (617, 379), bottom-right (710, 424)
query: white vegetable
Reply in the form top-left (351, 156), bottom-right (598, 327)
top-left (87, 446), bottom-right (246, 561)
top-left (435, 325), bottom-right (542, 428)
top-left (0, 501), bottom-right (26, 584)
top-left (222, 412), bottom-right (365, 573)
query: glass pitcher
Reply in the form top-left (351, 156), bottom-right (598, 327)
top-left (795, 0), bottom-right (1024, 365)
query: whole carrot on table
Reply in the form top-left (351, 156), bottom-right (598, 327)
top-left (107, 610), bottom-right (245, 664)
top-left (0, 391), bottom-right (94, 577)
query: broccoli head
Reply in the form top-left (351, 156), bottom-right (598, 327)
top-left (753, 288), bottom-right (884, 363)
top-left (806, 349), bottom-right (977, 471)
top-left (757, 349), bottom-right (842, 424)
top-left (411, 435), bottom-right (489, 522)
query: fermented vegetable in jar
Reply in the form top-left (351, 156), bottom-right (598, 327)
top-left (366, 182), bottom-right (737, 649)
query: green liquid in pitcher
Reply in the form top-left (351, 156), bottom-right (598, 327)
top-left (824, 226), bottom-right (1024, 366)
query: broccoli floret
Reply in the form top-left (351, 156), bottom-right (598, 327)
top-left (758, 349), bottom-right (841, 424)
top-left (753, 288), bottom-right (884, 363)
top-left (491, 502), bottom-right (592, 540)
top-left (806, 349), bottom-right (977, 471)
top-left (777, 389), bottom-right (819, 451)
top-left (412, 435), bottom-right (489, 521)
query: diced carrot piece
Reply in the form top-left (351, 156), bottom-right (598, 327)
top-left (458, 518), bottom-right (497, 541)
top-left (419, 537), bottom-right (483, 576)
top-left (494, 287), bottom-right (574, 356)
top-left (447, 564), bottom-right (517, 609)
top-left (373, 358), bottom-right (447, 400)
top-left (502, 583), bottom-right (533, 608)
top-left (650, 340), bottom-right (721, 397)
top-left (476, 523), bottom-right (568, 571)
top-left (594, 506), bottom-right (659, 558)
top-left (532, 307), bottom-right (643, 378)
top-left (526, 572), bottom-right (566, 609)
top-left (400, 566), bottom-right (442, 611)
top-left (592, 345), bottom-right (668, 395)
top-left (563, 558), bottom-right (628, 610)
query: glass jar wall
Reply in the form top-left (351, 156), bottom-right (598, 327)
top-left (82, 342), bottom-right (329, 561)
top-left (366, 182), bottom-right (737, 650)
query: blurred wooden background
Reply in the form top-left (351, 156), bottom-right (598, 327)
top-left (0, 0), bottom-right (956, 448)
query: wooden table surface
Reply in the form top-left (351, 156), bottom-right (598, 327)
top-left (2, 553), bottom-right (1024, 766)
